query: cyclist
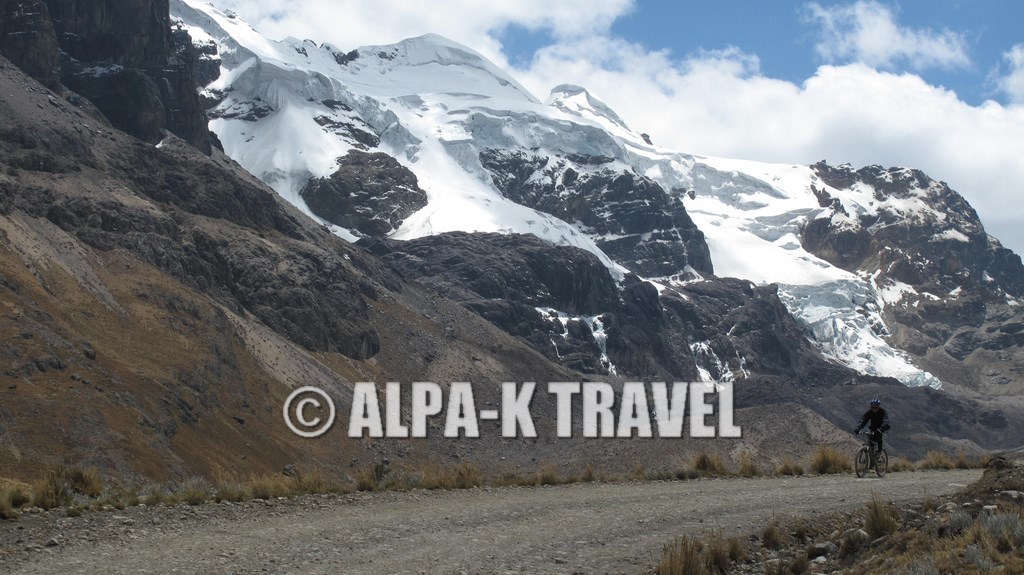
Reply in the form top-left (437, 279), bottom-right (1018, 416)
top-left (854, 398), bottom-right (890, 459)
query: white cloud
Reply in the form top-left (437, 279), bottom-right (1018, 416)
top-left (802, 1), bottom-right (970, 70)
top-left (995, 44), bottom-right (1024, 105)
top-left (208, 0), bottom-right (633, 68)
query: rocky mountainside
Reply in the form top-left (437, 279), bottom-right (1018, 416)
top-left (1, 0), bottom-right (214, 152)
top-left (169, 1), bottom-right (1023, 388)
top-left (1, 0), bottom-right (1022, 485)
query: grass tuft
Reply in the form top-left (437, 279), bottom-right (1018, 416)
top-left (655, 535), bottom-right (706, 575)
top-left (178, 477), bottom-right (209, 506)
top-left (737, 451), bottom-right (760, 477)
top-left (693, 451), bottom-right (728, 476)
top-left (810, 446), bottom-right (850, 474)
top-left (32, 470), bottom-right (73, 510)
top-left (761, 523), bottom-right (784, 549)
top-left (917, 451), bottom-right (955, 470)
top-left (776, 457), bottom-right (804, 476)
top-left (865, 494), bottom-right (898, 539)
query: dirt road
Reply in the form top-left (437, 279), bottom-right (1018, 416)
top-left (1, 469), bottom-right (980, 574)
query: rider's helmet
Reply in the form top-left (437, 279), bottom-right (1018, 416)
top-left (869, 398), bottom-right (881, 407)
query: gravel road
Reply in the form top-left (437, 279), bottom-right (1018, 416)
top-left (1, 469), bottom-right (980, 575)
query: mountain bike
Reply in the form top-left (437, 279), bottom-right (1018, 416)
top-left (854, 429), bottom-right (888, 478)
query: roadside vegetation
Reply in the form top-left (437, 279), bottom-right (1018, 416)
top-left (654, 455), bottom-right (1022, 575)
top-left (0, 450), bottom-right (992, 521)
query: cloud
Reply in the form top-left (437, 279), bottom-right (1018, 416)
top-left (994, 44), bottom-right (1024, 105)
top-left (802, 1), bottom-right (970, 71)
top-left (209, 0), bottom-right (633, 67)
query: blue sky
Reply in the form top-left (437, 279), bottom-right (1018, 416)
top-left (207, 0), bottom-right (1024, 255)
top-left (499, 1), bottom-right (1020, 107)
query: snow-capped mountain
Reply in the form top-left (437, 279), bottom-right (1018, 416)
top-left (172, 0), bottom-right (1024, 390)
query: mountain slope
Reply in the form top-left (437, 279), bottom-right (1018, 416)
top-left (172, 0), bottom-right (1024, 395)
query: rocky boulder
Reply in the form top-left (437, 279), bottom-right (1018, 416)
top-left (300, 151), bottom-right (427, 237)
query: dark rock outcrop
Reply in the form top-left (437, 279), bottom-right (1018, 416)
top-left (362, 231), bottom-right (854, 382)
top-left (0, 0), bottom-right (61, 89)
top-left (805, 161), bottom-right (1024, 388)
top-left (300, 151), bottom-right (427, 237)
top-left (0, 0), bottom-right (213, 151)
top-left (480, 148), bottom-right (713, 278)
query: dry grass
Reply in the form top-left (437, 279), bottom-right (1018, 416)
top-left (533, 464), bottom-right (563, 486)
top-left (917, 451), bottom-right (955, 470)
top-left (655, 535), bottom-right (706, 575)
top-left (693, 451), bottom-right (729, 476)
top-left (704, 531), bottom-right (745, 572)
top-left (292, 468), bottom-right (330, 494)
top-left (213, 470), bottom-right (249, 503)
top-left (737, 451), bottom-right (760, 477)
top-left (776, 457), bottom-right (804, 476)
top-left (142, 487), bottom-right (172, 507)
top-left (761, 523), bottom-right (784, 549)
top-left (810, 446), bottom-right (850, 475)
top-left (248, 474), bottom-right (295, 499)
top-left (32, 470), bottom-right (73, 510)
top-left (63, 465), bottom-right (103, 497)
top-left (674, 467), bottom-right (699, 481)
top-left (865, 494), bottom-right (898, 539)
top-left (177, 477), bottom-right (210, 506)
top-left (29, 465), bottom-right (105, 510)
top-left (419, 463), bottom-right (483, 490)
top-left (578, 464), bottom-right (597, 483)
top-left (889, 455), bottom-right (915, 472)
top-left (0, 496), bottom-right (16, 520)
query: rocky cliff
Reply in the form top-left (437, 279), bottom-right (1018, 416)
top-left (0, 0), bottom-right (213, 151)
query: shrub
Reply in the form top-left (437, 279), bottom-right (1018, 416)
top-left (788, 554), bottom-right (809, 574)
top-left (982, 513), bottom-right (1024, 552)
top-left (142, 488), bottom-right (171, 506)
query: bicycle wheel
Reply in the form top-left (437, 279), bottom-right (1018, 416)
top-left (855, 447), bottom-right (870, 478)
top-left (874, 449), bottom-right (888, 477)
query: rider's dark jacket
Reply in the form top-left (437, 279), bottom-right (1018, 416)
top-left (857, 407), bottom-right (889, 432)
